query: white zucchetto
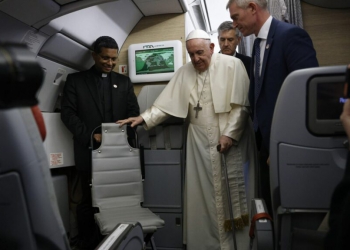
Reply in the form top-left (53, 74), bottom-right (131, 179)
top-left (186, 29), bottom-right (211, 41)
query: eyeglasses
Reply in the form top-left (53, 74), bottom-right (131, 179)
top-left (98, 54), bottom-right (118, 62)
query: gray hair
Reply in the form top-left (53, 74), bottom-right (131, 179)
top-left (217, 21), bottom-right (242, 38)
top-left (226, 0), bottom-right (267, 9)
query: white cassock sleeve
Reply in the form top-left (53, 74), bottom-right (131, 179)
top-left (222, 104), bottom-right (250, 144)
top-left (140, 105), bottom-right (170, 130)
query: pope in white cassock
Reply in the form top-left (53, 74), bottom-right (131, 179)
top-left (117, 29), bottom-right (257, 250)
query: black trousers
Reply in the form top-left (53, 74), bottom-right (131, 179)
top-left (324, 152), bottom-right (350, 249)
top-left (255, 129), bottom-right (273, 215)
top-left (76, 170), bottom-right (102, 249)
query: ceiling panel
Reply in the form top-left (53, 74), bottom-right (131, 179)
top-left (133, 0), bottom-right (185, 16)
top-left (40, 0), bottom-right (142, 49)
top-left (0, 0), bottom-right (60, 25)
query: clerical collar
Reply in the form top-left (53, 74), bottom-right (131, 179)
top-left (91, 66), bottom-right (110, 78)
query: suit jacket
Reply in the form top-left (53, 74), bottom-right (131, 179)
top-left (236, 52), bottom-right (251, 78)
top-left (61, 67), bottom-right (140, 171)
top-left (250, 18), bottom-right (318, 151)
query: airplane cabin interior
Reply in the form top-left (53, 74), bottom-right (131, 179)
top-left (1, 0), bottom-right (350, 249)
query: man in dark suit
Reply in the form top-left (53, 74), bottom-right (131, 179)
top-left (217, 21), bottom-right (251, 77)
top-left (61, 36), bottom-right (139, 249)
top-left (227, 0), bottom-right (318, 214)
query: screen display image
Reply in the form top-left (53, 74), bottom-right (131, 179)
top-left (135, 47), bottom-right (174, 75)
top-left (317, 82), bottom-right (346, 120)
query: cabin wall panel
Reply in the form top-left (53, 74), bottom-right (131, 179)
top-left (0, 0), bottom-right (59, 25)
top-left (116, 14), bottom-right (186, 96)
top-left (39, 33), bottom-right (93, 71)
top-left (301, 2), bottom-right (350, 67)
top-left (0, 12), bottom-right (49, 53)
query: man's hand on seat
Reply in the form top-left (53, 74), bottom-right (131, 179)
top-left (93, 133), bottom-right (102, 143)
top-left (116, 116), bottom-right (144, 128)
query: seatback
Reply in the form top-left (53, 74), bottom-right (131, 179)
top-left (0, 43), bottom-right (69, 250)
top-left (0, 108), bottom-right (70, 250)
top-left (270, 65), bottom-right (348, 249)
top-left (137, 84), bottom-right (184, 150)
top-left (91, 124), bottom-right (143, 211)
top-left (90, 123), bottom-right (165, 239)
top-left (136, 84), bottom-right (186, 249)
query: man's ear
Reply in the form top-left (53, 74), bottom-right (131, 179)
top-left (210, 43), bottom-right (215, 53)
top-left (91, 51), bottom-right (98, 62)
top-left (248, 2), bottom-right (258, 14)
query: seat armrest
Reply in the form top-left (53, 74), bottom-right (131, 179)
top-left (96, 223), bottom-right (144, 250)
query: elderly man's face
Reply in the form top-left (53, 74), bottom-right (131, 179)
top-left (218, 29), bottom-right (240, 56)
top-left (186, 39), bottom-right (214, 72)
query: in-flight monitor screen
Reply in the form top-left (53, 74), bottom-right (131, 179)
top-left (308, 74), bottom-right (346, 135)
top-left (316, 82), bottom-right (346, 120)
top-left (128, 40), bottom-right (183, 83)
top-left (135, 47), bottom-right (175, 75)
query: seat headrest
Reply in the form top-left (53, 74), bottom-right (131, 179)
top-left (0, 44), bottom-right (43, 109)
top-left (137, 84), bottom-right (184, 125)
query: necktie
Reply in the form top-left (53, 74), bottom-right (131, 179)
top-left (253, 38), bottom-right (261, 131)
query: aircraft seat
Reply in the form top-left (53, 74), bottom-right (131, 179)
top-left (136, 84), bottom-right (186, 249)
top-left (91, 123), bottom-right (165, 248)
top-left (137, 84), bottom-right (185, 150)
top-left (0, 43), bottom-right (69, 250)
top-left (0, 107), bottom-right (70, 250)
top-left (96, 223), bottom-right (144, 250)
top-left (0, 43), bottom-right (154, 250)
top-left (250, 199), bottom-right (274, 250)
top-left (270, 65), bottom-right (348, 249)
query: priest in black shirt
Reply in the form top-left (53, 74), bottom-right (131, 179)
top-left (61, 36), bottom-right (140, 249)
